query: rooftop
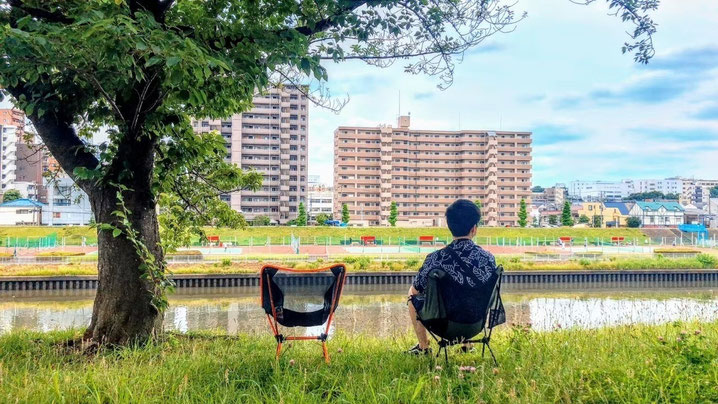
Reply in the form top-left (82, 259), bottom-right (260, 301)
top-left (0, 198), bottom-right (45, 208)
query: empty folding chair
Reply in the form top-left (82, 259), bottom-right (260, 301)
top-left (260, 264), bottom-right (347, 363)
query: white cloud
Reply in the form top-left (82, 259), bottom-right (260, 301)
top-left (308, 0), bottom-right (718, 186)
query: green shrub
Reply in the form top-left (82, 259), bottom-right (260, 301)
top-left (355, 257), bottom-right (371, 271)
top-left (405, 258), bottom-right (419, 268)
top-left (696, 254), bottom-right (718, 268)
top-left (221, 258), bottom-right (231, 267)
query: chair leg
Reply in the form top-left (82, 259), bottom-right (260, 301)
top-left (484, 342), bottom-right (498, 367)
top-left (321, 341), bottom-right (330, 364)
top-left (275, 342), bottom-right (283, 360)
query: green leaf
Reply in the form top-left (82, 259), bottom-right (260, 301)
top-left (166, 56), bottom-right (181, 67)
top-left (145, 56), bottom-right (163, 67)
top-left (112, 228), bottom-right (122, 238)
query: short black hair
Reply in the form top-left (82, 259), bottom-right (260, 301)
top-left (445, 199), bottom-right (481, 237)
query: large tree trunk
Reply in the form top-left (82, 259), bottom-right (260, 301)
top-left (84, 187), bottom-right (164, 344)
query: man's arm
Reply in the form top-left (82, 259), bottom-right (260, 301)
top-left (411, 253), bottom-right (435, 295)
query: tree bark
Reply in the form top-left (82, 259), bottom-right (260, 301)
top-left (83, 186), bottom-right (164, 344)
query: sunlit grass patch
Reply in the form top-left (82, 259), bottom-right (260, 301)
top-left (0, 322), bottom-right (716, 403)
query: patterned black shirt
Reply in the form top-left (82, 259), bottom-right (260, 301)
top-left (413, 238), bottom-right (496, 293)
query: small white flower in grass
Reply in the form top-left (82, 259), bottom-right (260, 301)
top-left (458, 373), bottom-right (464, 380)
top-left (434, 375), bottom-right (440, 382)
top-left (337, 348), bottom-right (343, 353)
top-left (289, 359), bottom-right (295, 366)
top-left (435, 365), bottom-right (442, 371)
top-left (469, 367), bottom-right (477, 373)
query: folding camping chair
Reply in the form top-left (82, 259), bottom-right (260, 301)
top-left (412, 264), bottom-right (505, 365)
top-left (260, 264), bottom-right (347, 363)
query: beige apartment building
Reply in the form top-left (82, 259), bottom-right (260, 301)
top-left (192, 86), bottom-right (308, 224)
top-left (334, 116), bottom-right (532, 227)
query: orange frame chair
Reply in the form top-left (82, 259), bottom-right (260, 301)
top-left (260, 264), bottom-right (347, 363)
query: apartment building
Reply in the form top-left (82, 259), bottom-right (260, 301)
top-left (567, 180), bottom-right (634, 201)
top-left (308, 186), bottom-right (333, 222)
top-left (531, 186), bottom-right (565, 209)
top-left (1, 125), bottom-right (18, 195)
top-left (192, 86), bottom-right (308, 224)
top-left (333, 116), bottom-right (532, 227)
top-left (678, 178), bottom-right (718, 208)
top-left (0, 108), bottom-right (25, 137)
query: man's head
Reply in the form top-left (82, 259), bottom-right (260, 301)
top-left (445, 199), bottom-right (481, 238)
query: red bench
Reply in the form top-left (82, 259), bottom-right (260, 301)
top-left (611, 236), bottom-right (625, 245)
top-left (360, 236), bottom-right (376, 245)
top-left (419, 236), bottom-right (435, 245)
top-left (207, 235), bottom-right (221, 246)
top-left (558, 236), bottom-right (572, 246)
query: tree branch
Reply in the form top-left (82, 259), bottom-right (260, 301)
top-left (7, 0), bottom-right (73, 24)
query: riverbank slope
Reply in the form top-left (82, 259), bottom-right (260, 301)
top-left (1, 322), bottom-right (716, 403)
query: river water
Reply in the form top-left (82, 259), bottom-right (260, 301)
top-left (1, 285), bottom-right (717, 336)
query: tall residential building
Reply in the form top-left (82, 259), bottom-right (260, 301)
top-left (0, 108), bottom-right (25, 137)
top-left (333, 116), bottom-right (532, 227)
top-left (0, 125), bottom-right (18, 194)
top-left (192, 86), bottom-right (308, 224)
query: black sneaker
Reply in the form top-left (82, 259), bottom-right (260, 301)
top-left (406, 343), bottom-right (432, 355)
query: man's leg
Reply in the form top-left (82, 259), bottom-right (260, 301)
top-left (408, 286), bottom-right (429, 349)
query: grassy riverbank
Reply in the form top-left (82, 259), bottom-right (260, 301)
top-left (0, 254), bottom-right (716, 277)
top-left (0, 322), bottom-right (716, 403)
top-left (0, 225), bottom-right (648, 246)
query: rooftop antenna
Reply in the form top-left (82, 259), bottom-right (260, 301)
top-left (398, 90), bottom-right (401, 117)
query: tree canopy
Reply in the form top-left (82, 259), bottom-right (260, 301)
top-left (625, 191), bottom-right (680, 201)
top-left (2, 189), bottom-right (21, 203)
top-left (388, 201), bottom-right (398, 227)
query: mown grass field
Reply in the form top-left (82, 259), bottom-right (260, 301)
top-left (0, 254), bottom-right (716, 277)
top-left (0, 322), bottom-right (716, 403)
top-left (0, 225), bottom-right (648, 246)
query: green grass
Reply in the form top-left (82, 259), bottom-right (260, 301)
top-left (0, 225), bottom-right (648, 246)
top-left (1, 254), bottom-right (716, 277)
top-left (0, 322), bottom-right (716, 403)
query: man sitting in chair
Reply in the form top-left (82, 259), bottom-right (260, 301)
top-left (407, 199), bottom-right (497, 354)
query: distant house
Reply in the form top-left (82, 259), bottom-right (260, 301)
top-left (0, 198), bottom-right (44, 225)
top-left (629, 201), bottom-right (685, 227)
top-left (603, 202), bottom-right (634, 227)
top-left (576, 202), bottom-right (629, 228)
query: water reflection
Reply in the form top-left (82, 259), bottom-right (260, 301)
top-left (0, 287), bottom-right (716, 335)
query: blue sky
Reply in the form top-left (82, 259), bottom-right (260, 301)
top-left (309, 0), bottom-right (718, 187)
